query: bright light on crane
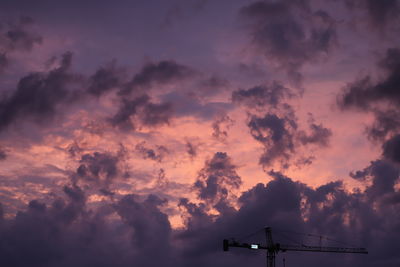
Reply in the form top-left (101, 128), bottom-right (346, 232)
top-left (251, 244), bottom-right (259, 249)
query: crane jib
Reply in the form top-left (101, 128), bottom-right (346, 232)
top-left (223, 227), bottom-right (368, 267)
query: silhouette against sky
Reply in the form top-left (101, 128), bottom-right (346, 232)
top-left (0, 1), bottom-right (399, 266)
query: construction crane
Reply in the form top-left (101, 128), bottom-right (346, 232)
top-left (223, 227), bottom-right (368, 267)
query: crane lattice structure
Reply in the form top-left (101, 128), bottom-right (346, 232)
top-left (223, 227), bottom-right (368, 267)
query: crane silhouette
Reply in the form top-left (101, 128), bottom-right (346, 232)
top-left (223, 227), bottom-right (368, 267)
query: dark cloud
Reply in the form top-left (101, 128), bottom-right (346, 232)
top-left (248, 113), bottom-right (296, 167)
top-left (0, 52), bottom-right (84, 131)
top-left (350, 168), bottom-right (369, 181)
top-left (240, 1), bottom-right (337, 85)
top-left (178, 197), bottom-right (212, 232)
top-left (67, 142), bottom-right (83, 158)
top-left (0, 54), bottom-right (195, 133)
top-left (115, 194), bottom-right (171, 251)
top-left (0, 194), bottom-right (91, 267)
top-left (382, 134), bottom-right (400, 163)
top-left (87, 61), bottom-right (124, 97)
top-left (2, 161), bottom-right (400, 266)
top-left (120, 60), bottom-right (195, 95)
top-left (0, 53), bottom-right (8, 73)
top-left (366, 109), bottom-right (400, 141)
top-left (248, 111), bottom-right (331, 168)
top-left (298, 123), bottom-right (332, 146)
top-left (344, 0), bottom-right (400, 30)
top-left (363, 0), bottom-right (400, 29)
top-left (339, 48), bottom-right (400, 110)
top-left (195, 74), bottom-right (230, 97)
top-left (0, 187), bottom-right (173, 267)
top-left (0, 16), bottom-right (42, 73)
top-left (155, 168), bottom-right (168, 187)
top-left (0, 147), bottom-right (6, 160)
top-left (110, 94), bottom-right (173, 130)
top-left (0, 16), bottom-right (42, 52)
top-left (298, 115), bottom-right (332, 146)
top-left (62, 185), bottom-right (86, 205)
top-left (295, 155), bottom-right (315, 167)
top-left (0, 52), bottom-right (183, 135)
top-left (233, 82), bottom-right (331, 168)
top-left (135, 141), bottom-right (169, 162)
top-left (185, 140), bottom-right (198, 158)
top-left (74, 151), bottom-right (120, 190)
top-left (212, 115), bottom-right (234, 141)
top-left (350, 160), bottom-right (400, 201)
top-left (339, 48), bottom-right (400, 141)
top-left (141, 101), bottom-right (173, 126)
top-left (194, 152), bottom-right (241, 211)
top-left (110, 95), bottom-right (150, 130)
top-left (179, 169), bottom-right (384, 267)
top-left (232, 82), bottom-right (292, 109)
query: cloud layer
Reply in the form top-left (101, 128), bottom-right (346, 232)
top-left (0, 1), bottom-right (399, 266)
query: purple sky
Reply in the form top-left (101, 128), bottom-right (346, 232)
top-left (0, 0), bottom-right (400, 266)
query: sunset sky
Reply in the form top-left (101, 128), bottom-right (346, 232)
top-left (0, 1), bottom-right (399, 266)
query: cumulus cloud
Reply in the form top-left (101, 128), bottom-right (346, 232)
top-left (0, 46), bottom-right (212, 136)
top-left (185, 140), bottom-right (198, 158)
top-left (339, 48), bottom-right (400, 142)
top-left (194, 152), bottom-right (241, 211)
top-left (361, 0), bottom-right (400, 29)
top-left (239, 1), bottom-right (337, 85)
top-left (114, 194), bottom-right (171, 254)
top-left (350, 160), bottom-right (400, 202)
top-left (0, 52), bottom-right (84, 131)
top-left (298, 115), bottom-right (332, 147)
top-left (2, 161), bottom-right (400, 266)
top-left (247, 110), bottom-right (332, 168)
top-left (120, 60), bottom-right (196, 95)
top-left (180, 166), bottom-right (400, 266)
top-left (0, 189), bottom-right (173, 267)
top-left (232, 81), bottom-right (292, 109)
top-left (0, 16), bottom-right (42, 73)
top-left (87, 61), bottom-right (124, 97)
top-left (366, 109), bottom-right (400, 141)
top-left (382, 135), bottom-right (400, 164)
top-left (248, 113), bottom-right (296, 167)
top-left (0, 16), bottom-right (42, 51)
top-left (339, 48), bottom-right (400, 111)
top-left (135, 141), bottom-right (169, 162)
top-left (110, 94), bottom-right (173, 130)
top-left (1, 5), bottom-right (400, 267)
top-left (343, 0), bottom-right (400, 31)
top-left (233, 82), bottom-right (331, 168)
top-left (72, 151), bottom-right (122, 192)
top-left (212, 115), bottom-right (234, 141)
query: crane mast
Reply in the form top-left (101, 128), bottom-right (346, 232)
top-left (223, 227), bottom-right (368, 267)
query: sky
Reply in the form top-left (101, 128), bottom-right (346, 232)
top-left (0, 0), bottom-right (399, 266)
